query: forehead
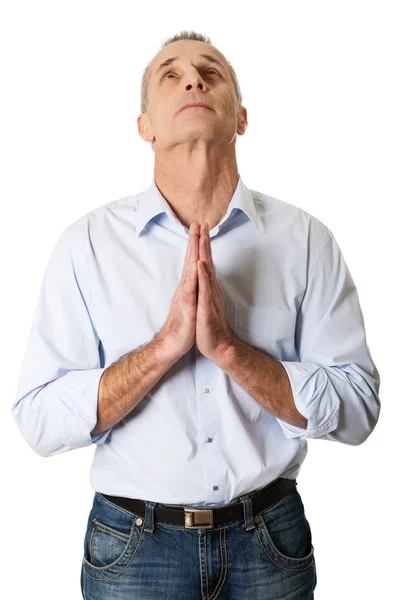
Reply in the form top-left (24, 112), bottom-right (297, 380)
top-left (149, 40), bottom-right (228, 79)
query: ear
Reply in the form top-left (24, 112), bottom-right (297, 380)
top-left (137, 113), bottom-right (155, 144)
top-left (237, 106), bottom-right (248, 136)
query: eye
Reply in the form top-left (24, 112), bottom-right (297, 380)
top-left (162, 68), bottom-right (221, 80)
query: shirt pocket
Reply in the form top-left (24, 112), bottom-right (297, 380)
top-left (233, 304), bottom-right (297, 361)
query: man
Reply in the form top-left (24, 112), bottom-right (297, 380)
top-left (12, 30), bottom-right (380, 599)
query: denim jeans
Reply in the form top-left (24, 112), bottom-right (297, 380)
top-left (81, 482), bottom-right (317, 599)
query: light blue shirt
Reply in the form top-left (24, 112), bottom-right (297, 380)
top-left (12, 175), bottom-right (381, 506)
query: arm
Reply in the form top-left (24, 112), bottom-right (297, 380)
top-left (212, 339), bottom-right (308, 429)
top-left (90, 337), bottom-right (178, 438)
top-left (214, 228), bottom-right (381, 445)
top-left (11, 227), bottom-right (179, 457)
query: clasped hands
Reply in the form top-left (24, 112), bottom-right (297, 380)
top-left (191, 221), bottom-right (235, 362)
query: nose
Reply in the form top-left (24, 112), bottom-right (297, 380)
top-left (183, 68), bottom-right (207, 92)
top-left (186, 81), bottom-right (203, 91)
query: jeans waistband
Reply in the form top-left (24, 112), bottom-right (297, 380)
top-left (100, 477), bottom-right (297, 530)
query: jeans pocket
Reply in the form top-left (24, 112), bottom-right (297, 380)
top-left (254, 489), bottom-right (315, 571)
top-left (82, 493), bottom-right (144, 580)
top-left (87, 519), bottom-right (132, 568)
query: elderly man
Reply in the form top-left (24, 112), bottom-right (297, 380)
top-left (12, 30), bottom-right (380, 599)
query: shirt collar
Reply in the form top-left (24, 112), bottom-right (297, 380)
top-left (135, 174), bottom-right (261, 236)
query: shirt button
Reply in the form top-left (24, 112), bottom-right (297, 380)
top-left (207, 437), bottom-right (213, 443)
top-left (213, 485), bottom-right (219, 491)
top-left (203, 388), bottom-right (209, 393)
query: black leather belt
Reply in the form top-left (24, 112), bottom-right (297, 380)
top-left (100, 477), bottom-right (297, 529)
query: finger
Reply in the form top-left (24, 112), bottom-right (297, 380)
top-left (189, 222), bottom-right (200, 265)
top-left (183, 221), bottom-right (200, 273)
top-left (184, 225), bottom-right (199, 295)
top-left (199, 222), bottom-right (213, 279)
top-left (184, 258), bottom-right (198, 292)
top-left (206, 223), bottom-right (216, 278)
top-left (205, 222), bottom-right (214, 270)
top-left (197, 259), bottom-right (210, 299)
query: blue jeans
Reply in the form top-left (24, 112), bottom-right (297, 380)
top-left (81, 483), bottom-right (317, 599)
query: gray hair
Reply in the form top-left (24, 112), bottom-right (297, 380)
top-left (140, 30), bottom-right (243, 151)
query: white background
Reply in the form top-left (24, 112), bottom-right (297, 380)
top-left (2, 1), bottom-right (398, 598)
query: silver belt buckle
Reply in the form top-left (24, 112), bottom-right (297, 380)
top-left (184, 507), bottom-right (214, 529)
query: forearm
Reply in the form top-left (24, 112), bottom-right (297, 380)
top-left (213, 335), bottom-right (308, 429)
top-left (91, 333), bottom-right (180, 437)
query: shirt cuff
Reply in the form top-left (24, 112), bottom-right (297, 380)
top-left (60, 367), bottom-right (113, 447)
top-left (276, 360), bottom-right (340, 439)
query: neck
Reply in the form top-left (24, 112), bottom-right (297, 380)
top-left (153, 144), bottom-right (240, 231)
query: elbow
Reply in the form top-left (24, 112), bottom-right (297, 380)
top-left (27, 441), bottom-right (57, 458)
top-left (353, 386), bottom-right (381, 446)
top-left (353, 399), bottom-right (381, 446)
top-left (327, 391), bottom-right (381, 446)
top-left (17, 430), bottom-right (72, 458)
top-left (11, 401), bottom-right (68, 458)
top-left (12, 419), bottom-right (64, 458)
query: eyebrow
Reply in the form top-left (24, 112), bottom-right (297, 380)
top-left (155, 54), bottom-right (226, 77)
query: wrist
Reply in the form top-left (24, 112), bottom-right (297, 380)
top-left (153, 331), bottom-right (183, 366)
top-left (207, 331), bottom-right (239, 368)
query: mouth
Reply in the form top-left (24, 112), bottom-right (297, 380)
top-left (179, 102), bottom-right (213, 113)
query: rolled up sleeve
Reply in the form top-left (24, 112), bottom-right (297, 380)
top-left (11, 227), bottom-right (112, 457)
top-left (276, 228), bottom-right (381, 444)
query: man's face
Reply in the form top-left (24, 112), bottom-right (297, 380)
top-left (139, 40), bottom-right (247, 150)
